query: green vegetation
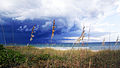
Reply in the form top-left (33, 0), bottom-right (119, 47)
top-left (0, 45), bottom-right (26, 68)
top-left (0, 45), bottom-right (120, 68)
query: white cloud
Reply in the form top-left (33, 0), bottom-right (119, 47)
top-left (0, 18), bottom-right (5, 24)
top-left (0, 0), bottom-right (119, 21)
top-left (0, 0), bottom-right (119, 30)
top-left (63, 34), bottom-right (119, 43)
top-left (17, 25), bottom-right (40, 32)
top-left (60, 40), bottom-right (76, 43)
top-left (91, 22), bottom-right (115, 32)
top-left (64, 37), bottom-right (101, 42)
top-left (116, 0), bottom-right (120, 13)
top-left (99, 32), bottom-right (120, 42)
top-left (42, 21), bottom-right (52, 28)
top-left (23, 25), bottom-right (27, 29)
top-left (64, 37), bottom-right (79, 39)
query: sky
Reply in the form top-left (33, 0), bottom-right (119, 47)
top-left (0, 0), bottom-right (120, 44)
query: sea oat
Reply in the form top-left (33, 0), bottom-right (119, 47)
top-left (27, 25), bottom-right (35, 46)
top-left (51, 20), bottom-right (55, 41)
top-left (73, 26), bottom-right (85, 47)
top-left (102, 38), bottom-right (105, 46)
top-left (115, 35), bottom-right (119, 45)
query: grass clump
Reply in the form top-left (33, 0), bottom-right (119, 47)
top-left (91, 50), bottom-right (120, 68)
top-left (38, 54), bottom-right (50, 60)
top-left (81, 50), bottom-right (120, 68)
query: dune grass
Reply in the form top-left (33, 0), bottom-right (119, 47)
top-left (0, 46), bottom-right (119, 68)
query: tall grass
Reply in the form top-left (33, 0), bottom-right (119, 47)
top-left (102, 38), bottom-right (105, 46)
top-left (27, 25), bottom-right (35, 46)
top-left (115, 35), bottom-right (119, 45)
top-left (72, 26), bottom-right (85, 48)
top-left (51, 19), bottom-right (55, 41)
top-left (0, 24), bottom-right (6, 46)
top-left (87, 26), bottom-right (91, 46)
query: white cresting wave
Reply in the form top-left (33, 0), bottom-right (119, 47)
top-left (36, 47), bottom-right (89, 50)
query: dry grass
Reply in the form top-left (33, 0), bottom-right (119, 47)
top-left (4, 46), bottom-right (120, 68)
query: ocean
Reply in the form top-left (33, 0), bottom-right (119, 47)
top-left (30, 42), bottom-right (120, 50)
top-left (6, 42), bottom-right (120, 50)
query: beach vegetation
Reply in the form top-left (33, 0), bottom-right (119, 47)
top-left (2, 46), bottom-right (119, 68)
top-left (0, 45), bottom-right (26, 68)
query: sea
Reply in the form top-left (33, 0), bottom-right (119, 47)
top-left (7, 42), bottom-right (120, 51)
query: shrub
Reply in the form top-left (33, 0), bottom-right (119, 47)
top-left (0, 44), bottom-right (4, 50)
top-left (38, 54), bottom-right (51, 60)
top-left (0, 46), bottom-right (26, 68)
top-left (51, 55), bottom-right (67, 61)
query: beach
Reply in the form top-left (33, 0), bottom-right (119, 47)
top-left (35, 47), bottom-right (99, 52)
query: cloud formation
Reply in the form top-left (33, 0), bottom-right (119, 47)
top-left (0, 0), bottom-right (119, 22)
top-left (0, 0), bottom-right (120, 43)
top-left (0, 0), bottom-right (119, 32)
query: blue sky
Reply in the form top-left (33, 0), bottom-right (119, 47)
top-left (0, 0), bottom-right (120, 44)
